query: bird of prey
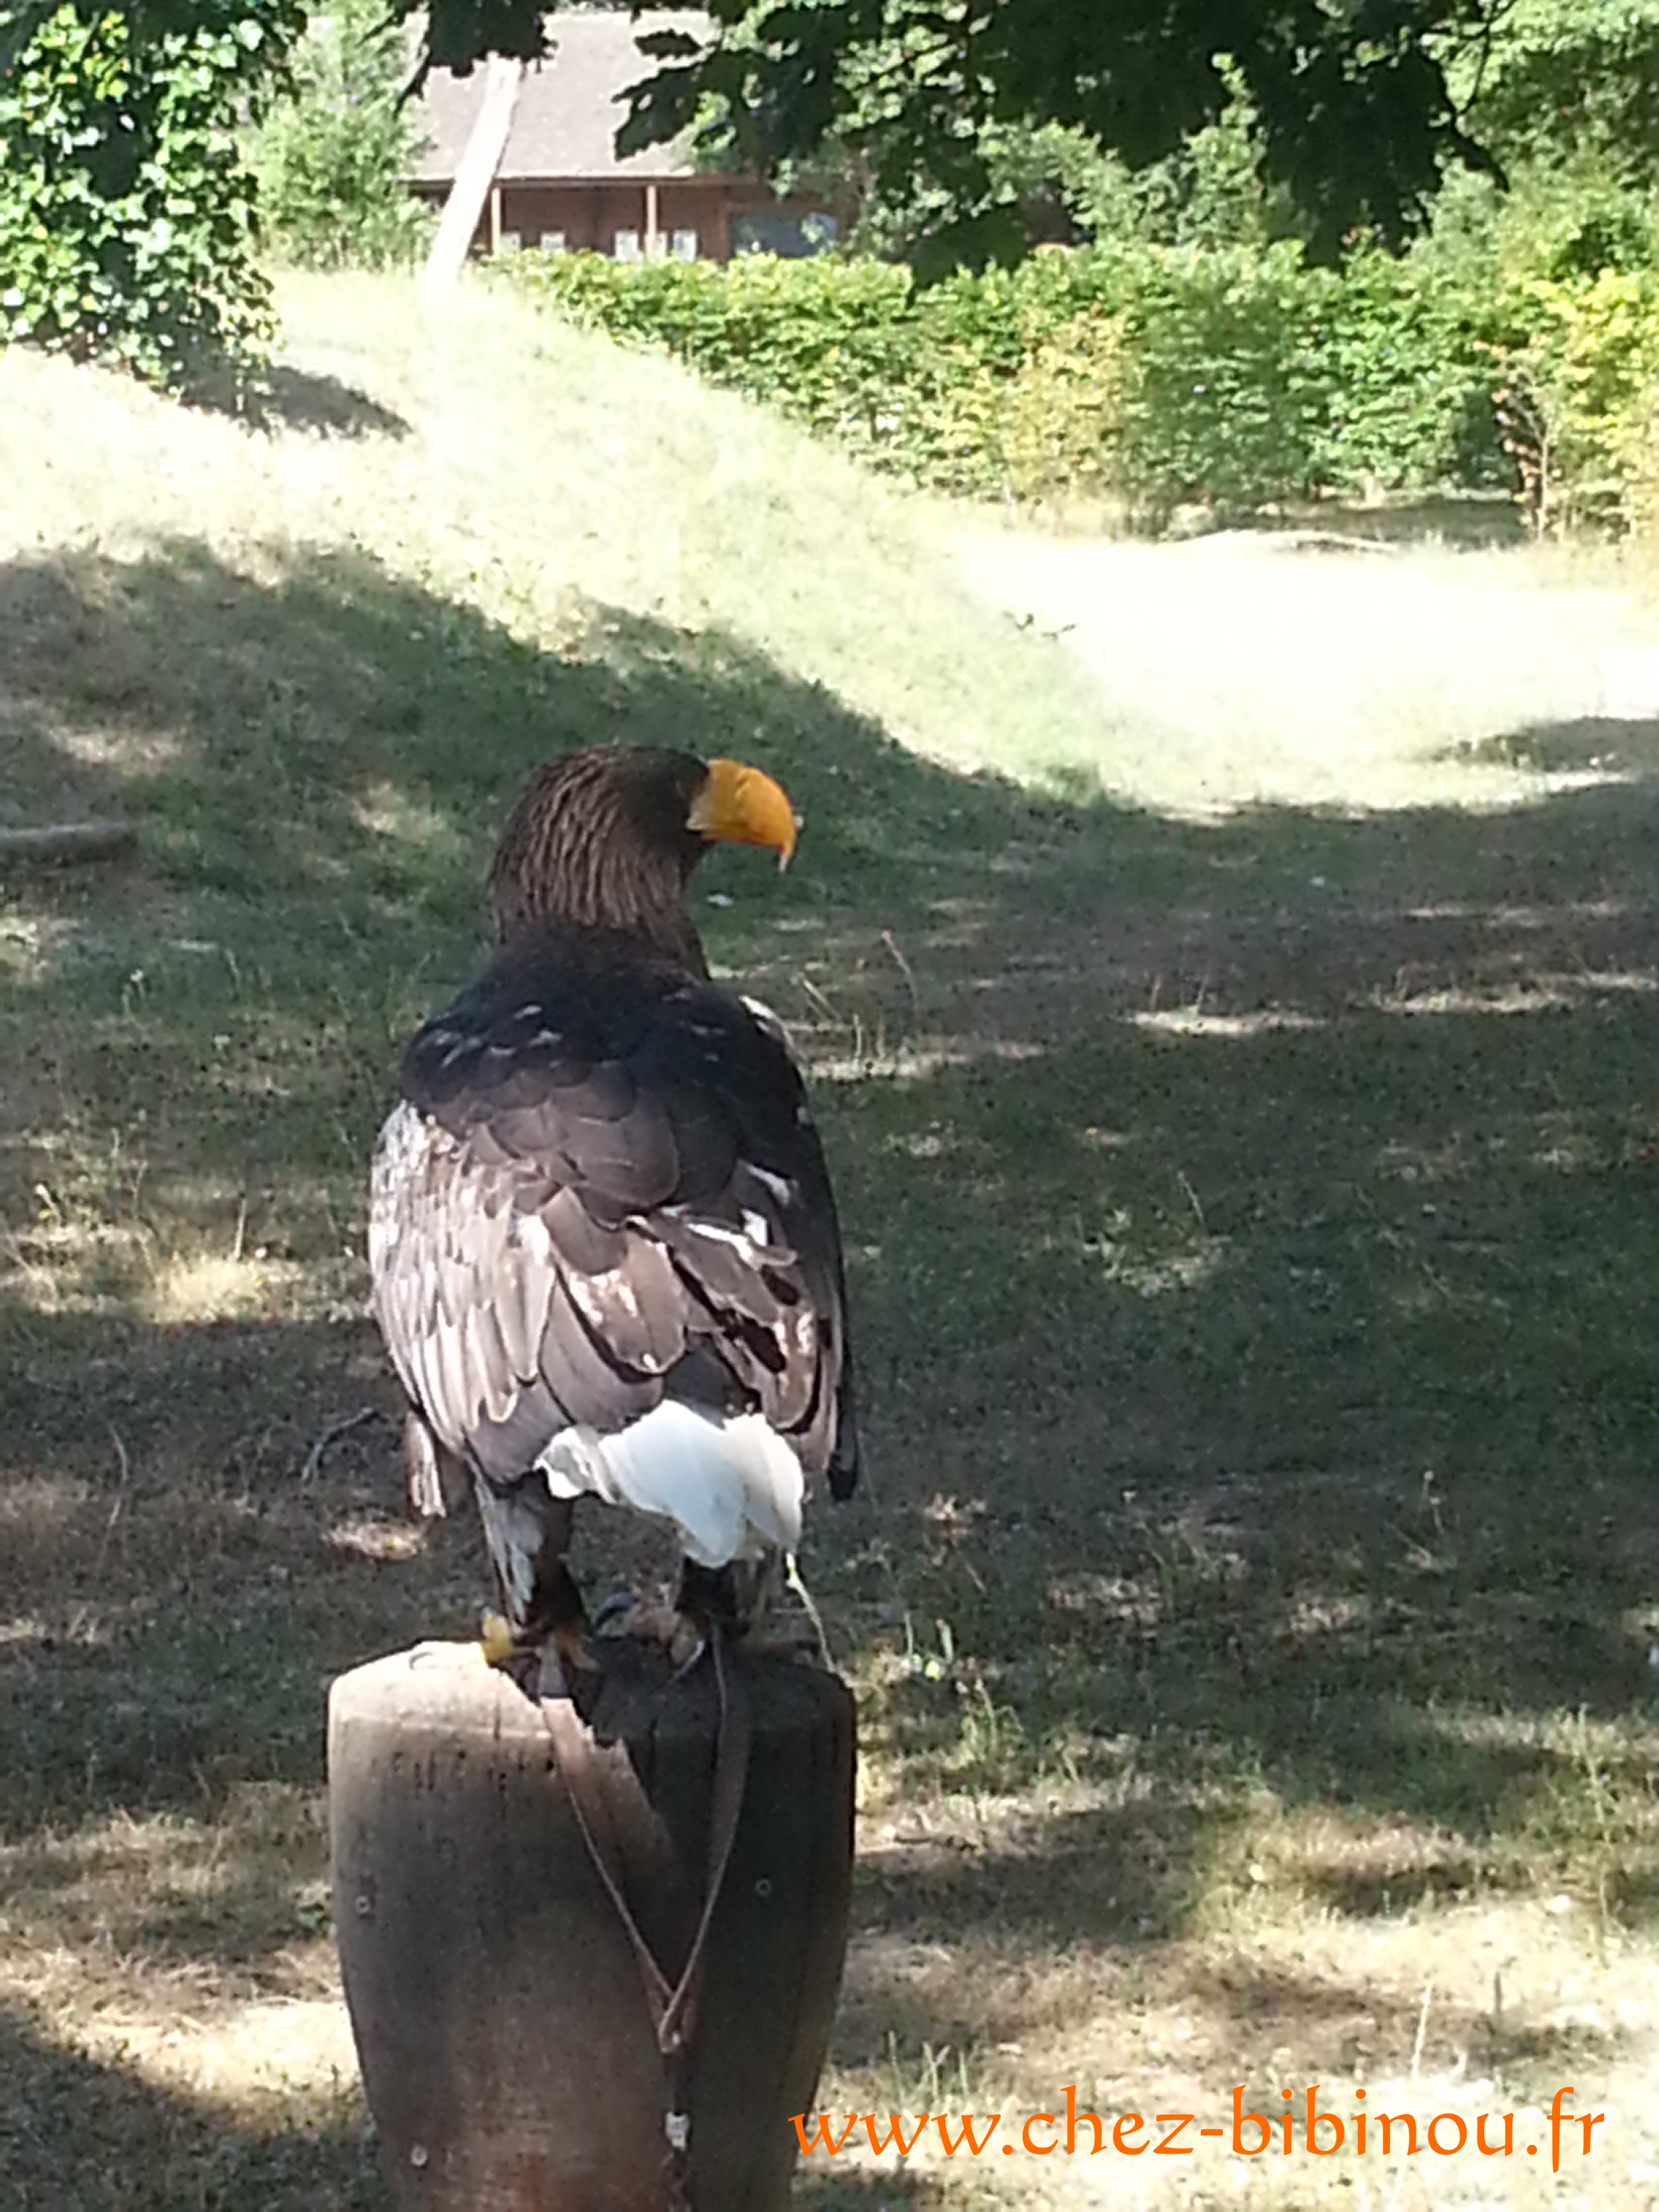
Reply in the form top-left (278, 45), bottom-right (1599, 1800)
top-left (368, 745), bottom-right (858, 1682)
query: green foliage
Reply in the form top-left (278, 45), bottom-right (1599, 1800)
top-left (825, 119), bottom-right (1100, 263)
top-left (612, 0), bottom-right (1493, 269)
top-left (1488, 268), bottom-right (1659, 533)
top-left (1410, 160), bottom-right (1659, 529)
top-left (508, 213), bottom-right (1659, 538)
top-left (249, 0), bottom-right (433, 269)
top-left (1101, 244), bottom-right (1331, 518)
top-left (513, 249), bottom-right (1025, 496)
top-left (1310, 246), bottom-right (1504, 494)
top-left (1458, 0), bottom-right (1659, 185)
top-left (1425, 157), bottom-right (1659, 292)
top-left (510, 240), bottom-right (1513, 523)
top-left (1027, 67), bottom-right (1292, 255)
top-left (0, 0), bottom-right (300, 386)
top-left (1000, 304), bottom-right (1125, 504)
top-left (1145, 94), bottom-right (1280, 249)
top-left (813, 92), bottom-right (1286, 266)
top-left (417, 0), bottom-right (544, 75)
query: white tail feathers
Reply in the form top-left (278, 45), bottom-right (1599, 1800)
top-left (537, 1400), bottom-right (804, 1567)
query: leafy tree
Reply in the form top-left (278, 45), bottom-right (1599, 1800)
top-left (786, 101), bottom-right (1289, 263)
top-left (1457, 0), bottom-right (1659, 184)
top-left (249, 0), bottom-right (433, 267)
top-left (5, 0), bottom-right (1653, 392)
top-left (607, 0), bottom-right (1498, 267)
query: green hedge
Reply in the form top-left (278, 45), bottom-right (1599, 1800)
top-left (506, 238), bottom-right (1659, 531)
top-left (1305, 252), bottom-right (1501, 495)
top-left (516, 251), bottom-right (1066, 496)
top-left (1486, 266), bottom-right (1659, 530)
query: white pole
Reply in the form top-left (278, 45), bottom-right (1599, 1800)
top-left (422, 58), bottom-right (525, 291)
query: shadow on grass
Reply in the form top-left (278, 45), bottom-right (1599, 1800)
top-left (1441, 713), bottom-right (1659, 778)
top-left (1184, 1959), bottom-right (1624, 2087)
top-left (1254, 491), bottom-right (1525, 550)
top-left (0, 1986), bottom-right (958, 2212)
top-left (841, 1939), bottom-right (1625, 2095)
top-left (4, 530), bottom-right (1659, 2185)
top-left (795, 2177), bottom-right (949, 2208)
top-left (0, 2003), bottom-right (384, 2211)
top-left (0, 1309), bottom-right (479, 1851)
top-left (182, 362), bottom-right (412, 441)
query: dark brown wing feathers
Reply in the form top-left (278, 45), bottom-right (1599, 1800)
top-left (371, 922), bottom-right (858, 1505)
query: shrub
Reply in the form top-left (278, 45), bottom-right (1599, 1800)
top-left (1002, 306), bottom-right (1128, 504)
top-left (0, 0), bottom-right (300, 387)
top-left (1095, 243), bottom-right (1330, 520)
top-left (1488, 268), bottom-right (1659, 532)
top-left (1625, 409), bottom-right (1659, 544)
top-left (518, 251), bottom-right (1002, 491)
top-left (1311, 247), bottom-right (1504, 494)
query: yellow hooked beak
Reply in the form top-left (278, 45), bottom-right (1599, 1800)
top-left (687, 757), bottom-right (800, 869)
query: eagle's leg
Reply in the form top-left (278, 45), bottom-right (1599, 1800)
top-left (474, 1483), bottom-right (592, 1689)
top-left (609, 1555), bottom-right (793, 1672)
top-left (666, 1559), bottom-right (742, 1673)
top-left (701, 1550), bottom-right (825, 1664)
top-left (669, 1552), bottom-right (796, 1668)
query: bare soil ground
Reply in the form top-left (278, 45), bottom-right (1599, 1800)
top-left (3, 274), bottom-right (1659, 2210)
top-left (949, 520), bottom-right (1659, 813)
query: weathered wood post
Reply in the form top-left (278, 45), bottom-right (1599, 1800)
top-left (329, 1639), bottom-right (855, 2211)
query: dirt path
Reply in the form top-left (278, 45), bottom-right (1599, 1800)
top-left (947, 523), bottom-right (1659, 813)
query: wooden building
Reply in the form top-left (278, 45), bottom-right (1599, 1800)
top-left (406, 10), bottom-right (838, 264)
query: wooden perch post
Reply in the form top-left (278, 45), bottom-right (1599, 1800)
top-left (329, 1639), bottom-right (855, 2211)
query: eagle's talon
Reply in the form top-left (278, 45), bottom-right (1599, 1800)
top-left (480, 1612), bottom-right (595, 1692)
top-left (479, 1610), bottom-right (518, 1668)
top-left (554, 1622), bottom-right (598, 1676)
top-left (607, 1596), bottom-right (708, 1673)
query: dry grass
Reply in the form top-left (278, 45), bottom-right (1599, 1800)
top-left (3, 270), bottom-right (1659, 2207)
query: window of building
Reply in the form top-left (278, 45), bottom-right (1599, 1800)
top-left (496, 230), bottom-right (522, 253)
top-left (670, 229), bottom-right (698, 261)
top-left (538, 230), bottom-right (567, 253)
top-left (613, 229), bottom-right (642, 262)
top-left (731, 209), bottom-right (838, 259)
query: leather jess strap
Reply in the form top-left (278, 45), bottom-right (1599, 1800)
top-left (539, 1635), bottom-right (754, 2207)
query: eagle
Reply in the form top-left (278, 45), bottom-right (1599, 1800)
top-left (367, 746), bottom-right (858, 1684)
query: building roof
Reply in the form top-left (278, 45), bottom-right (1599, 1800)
top-left (407, 11), bottom-right (718, 186)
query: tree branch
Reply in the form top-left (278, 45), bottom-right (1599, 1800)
top-left (0, 822), bottom-right (138, 865)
